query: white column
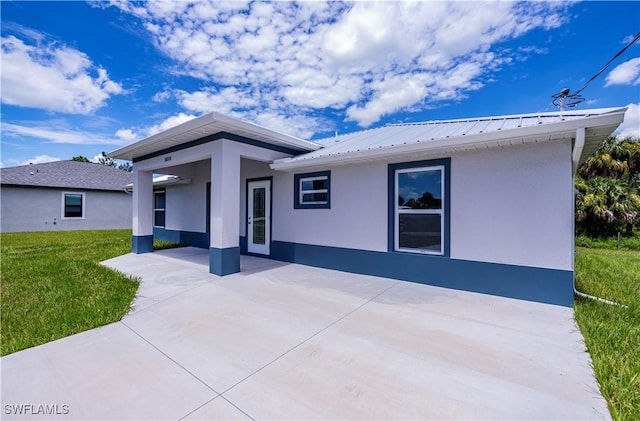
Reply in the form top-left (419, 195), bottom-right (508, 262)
top-left (132, 169), bottom-right (154, 253)
top-left (209, 141), bottom-right (241, 275)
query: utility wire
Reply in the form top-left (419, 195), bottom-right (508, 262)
top-left (573, 31), bottom-right (640, 96)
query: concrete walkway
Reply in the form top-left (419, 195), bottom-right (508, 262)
top-left (1, 248), bottom-right (610, 420)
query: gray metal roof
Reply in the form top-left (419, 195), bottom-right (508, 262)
top-left (0, 161), bottom-right (133, 191)
top-left (272, 107), bottom-right (627, 171)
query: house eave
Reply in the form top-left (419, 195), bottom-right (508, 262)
top-left (108, 112), bottom-right (321, 162)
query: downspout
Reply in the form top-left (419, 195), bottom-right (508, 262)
top-left (571, 127), bottom-right (627, 308)
top-left (572, 126), bottom-right (585, 176)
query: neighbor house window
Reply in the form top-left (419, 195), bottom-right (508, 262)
top-left (389, 160), bottom-right (450, 256)
top-left (154, 190), bottom-right (166, 227)
top-left (294, 171), bottom-right (331, 209)
top-left (62, 192), bottom-right (85, 219)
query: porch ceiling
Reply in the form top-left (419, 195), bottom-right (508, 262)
top-left (108, 112), bottom-right (320, 162)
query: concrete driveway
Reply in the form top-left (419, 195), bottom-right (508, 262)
top-left (1, 247), bottom-right (610, 420)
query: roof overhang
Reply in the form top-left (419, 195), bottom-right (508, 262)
top-left (123, 175), bottom-right (192, 193)
top-left (271, 108), bottom-right (626, 171)
top-left (109, 112), bottom-right (320, 162)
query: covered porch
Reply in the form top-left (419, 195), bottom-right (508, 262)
top-left (108, 112), bottom-right (320, 276)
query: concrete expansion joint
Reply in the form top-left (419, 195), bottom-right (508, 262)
top-left (119, 320), bottom-right (220, 396)
top-left (218, 281), bottom-right (401, 397)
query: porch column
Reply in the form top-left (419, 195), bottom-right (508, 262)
top-left (209, 142), bottom-right (241, 275)
top-left (132, 169), bottom-right (154, 253)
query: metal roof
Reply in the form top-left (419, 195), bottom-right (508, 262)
top-left (0, 161), bottom-right (133, 191)
top-left (272, 107), bottom-right (627, 171)
top-left (108, 111), bottom-right (320, 162)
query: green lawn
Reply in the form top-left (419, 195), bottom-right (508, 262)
top-left (574, 247), bottom-right (640, 420)
top-left (1, 230), bottom-right (139, 356)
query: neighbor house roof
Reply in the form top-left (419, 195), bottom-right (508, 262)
top-left (271, 107), bottom-right (627, 171)
top-left (108, 111), bottom-right (321, 162)
top-left (0, 161), bottom-right (132, 191)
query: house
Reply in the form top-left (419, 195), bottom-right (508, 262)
top-left (108, 107), bottom-right (627, 306)
top-left (0, 161), bottom-right (132, 232)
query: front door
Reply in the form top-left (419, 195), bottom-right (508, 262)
top-left (247, 179), bottom-right (270, 255)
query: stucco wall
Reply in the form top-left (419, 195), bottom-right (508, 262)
top-left (450, 140), bottom-right (573, 270)
top-left (271, 139), bottom-right (573, 271)
top-left (272, 163), bottom-right (388, 251)
top-left (0, 186), bottom-right (132, 232)
top-left (163, 159), bottom-right (211, 233)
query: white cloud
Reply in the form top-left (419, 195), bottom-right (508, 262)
top-left (0, 35), bottom-right (124, 114)
top-left (1, 122), bottom-right (126, 145)
top-left (0, 155), bottom-right (61, 168)
top-left (147, 112), bottom-right (198, 136)
top-left (115, 112), bottom-right (199, 143)
top-left (605, 58), bottom-right (640, 87)
top-left (115, 129), bottom-right (138, 142)
top-left (152, 89), bottom-right (172, 102)
top-left (108, 0), bottom-right (570, 130)
top-left (615, 103), bottom-right (640, 139)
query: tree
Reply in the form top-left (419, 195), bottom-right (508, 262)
top-left (71, 155), bottom-right (91, 163)
top-left (575, 176), bottom-right (640, 237)
top-left (576, 136), bottom-right (640, 236)
top-left (117, 162), bottom-right (133, 172)
top-left (96, 152), bottom-right (116, 168)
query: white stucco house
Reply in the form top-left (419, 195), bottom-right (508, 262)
top-left (109, 107), bottom-right (626, 307)
top-left (0, 161), bottom-right (132, 232)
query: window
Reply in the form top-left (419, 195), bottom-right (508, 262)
top-left (62, 192), bottom-right (85, 219)
top-left (389, 160), bottom-right (449, 256)
top-left (294, 171), bottom-right (331, 209)
top-left (154, 191), bottom-right (166, 227)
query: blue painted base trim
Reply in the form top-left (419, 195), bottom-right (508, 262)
top-left (271, 241), bottom-right (573, 307)
top-left (154, 227), bottom-right (209, 249)
top-left (209, 247), bottom-right (240, 276)
top-left (132, 235), bottom-right (153, 254)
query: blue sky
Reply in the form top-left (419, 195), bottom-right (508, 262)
top-left (1, 1), bottom-right (639, 167)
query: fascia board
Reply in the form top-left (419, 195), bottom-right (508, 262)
top-left (109, 112), bottom-right (319, 161)
top-left (271, 111), bottom-right (626, 171)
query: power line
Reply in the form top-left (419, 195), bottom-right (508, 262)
top-left (573, 31), bottom-right (640, 96)
top-left (552, 31), bottom-right (640, 110)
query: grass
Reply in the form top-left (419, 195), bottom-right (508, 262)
top-left (153, 239), bottom-right (184, 250)
top-left (574, 247), bottom-right (640, 419)
top-left (575, 231), bottom-right (640, 251)
top-left (1, 230), bottom-right (139, 356)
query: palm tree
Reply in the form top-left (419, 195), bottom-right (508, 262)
top-left (576, 137), bottom-right (640, 236)
top-left (575, 176), bottom-right (640, 237)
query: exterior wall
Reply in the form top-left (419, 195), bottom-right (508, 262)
top-left (450, 140), bottom-right (573, 270)
top-left (163, 160), bottom-right (211, 233)
top-left (272, 163), bottom-right (388, 251)
top-left (0, 186), bottom-right (132, 232)
top-left (271, 140), bottom-right (573, 272)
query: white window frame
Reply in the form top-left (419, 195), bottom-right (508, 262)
top-left (299, 175), bottom-right (329, 205)
top-left (61, 192), bottom-right (86, 220)
top-left (394, 165), bottom-right (445, 255)
top-left (153, 190), bottom-right (166, 228)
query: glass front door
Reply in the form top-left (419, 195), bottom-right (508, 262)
top-left (247, 180), bottom-right (271, 255)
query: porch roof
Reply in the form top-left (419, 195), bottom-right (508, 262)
top-left (271, 107), bottom-right (626, 171)
top-left (108, 111), bottom-right (321, 162)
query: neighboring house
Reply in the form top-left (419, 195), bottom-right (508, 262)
top-left (0, 161), bottom-right (132, 232)
top-left (109, 107), bottom-right (627, 306)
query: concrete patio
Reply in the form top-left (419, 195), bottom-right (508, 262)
top-left (1, 247), bottom-right (610, 420)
